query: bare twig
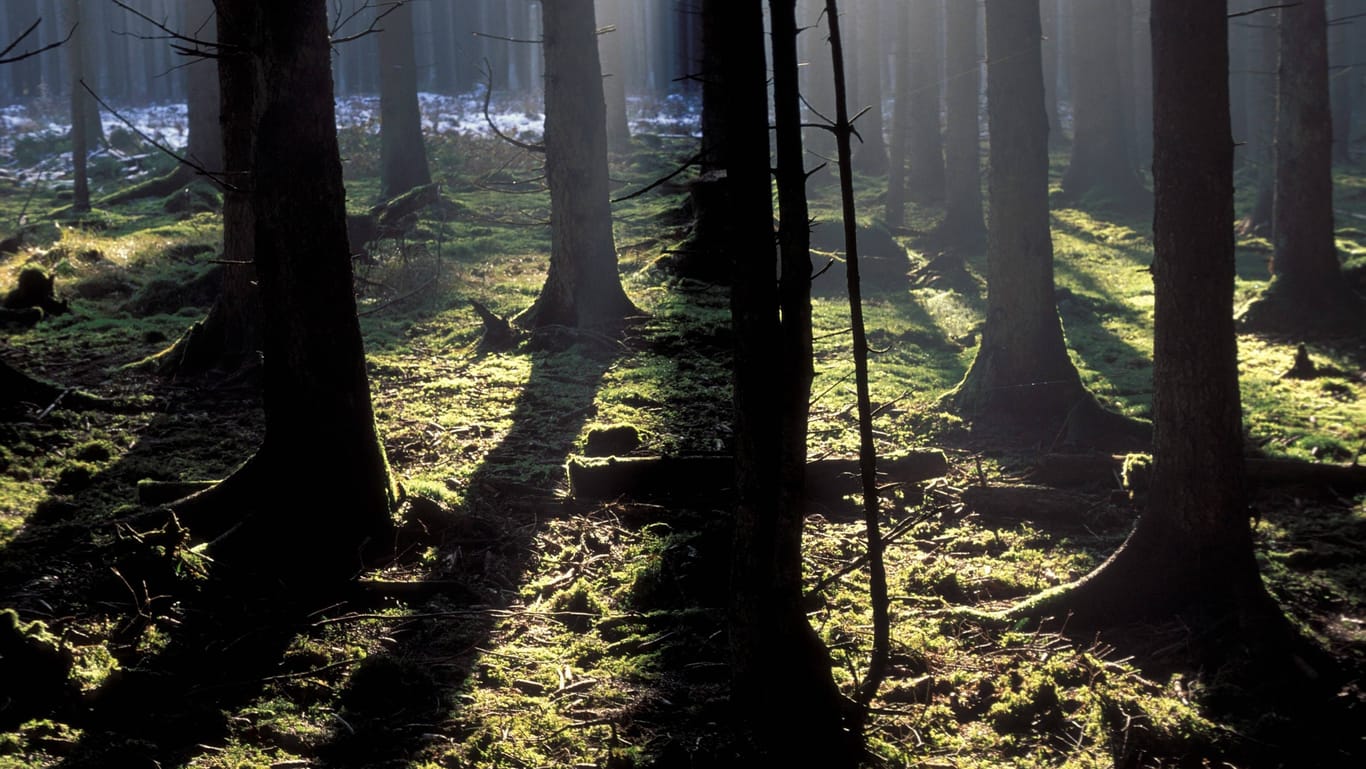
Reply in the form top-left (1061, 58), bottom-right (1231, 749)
top-left (611, 151), bottom-right (704, 203)
top-left (1228, 3), bottom-right (1300, 19)
top-left (481, 59), bottom-right (545, 154)
top-left (0, 18), bottom-right (75, 65)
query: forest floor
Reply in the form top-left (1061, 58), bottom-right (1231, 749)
top-left (0, 114), bottom-right (1364, 768)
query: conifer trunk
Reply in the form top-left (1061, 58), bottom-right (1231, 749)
top-left (378, 0), bottom-right (431, 199)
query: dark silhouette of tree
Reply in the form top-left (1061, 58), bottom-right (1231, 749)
top-left (63, 0), bottom-right (89, 213)
top-left (727, 1), bottom-right (856, 763)
top-left (906, 0), bottom-right (945, 203)
top-left (1330, 0), bottom-right (1352, 164)
top-left (183, 0), bottom-right (221, 176)
top-left (378, 0), bottom-right (431, 200)
top-left (1041, 0), bottom-right (1063, 142)
top-left (518, 0), bottom-right (637, 330)
top-left (939, 0), bottom-right (985, 246)
top-left (1012, 0), bottom-right (1278, 630)
top-left (598, 0), bottom-right (632, 154)
top-left (1240, 0), bottom-right (1364, 335)
top-left (175, 0), bottom-right (394, 585)
top-left (948, 0), bottom-right (1086, 420)
top-left (853, 0), bottom-right (887, 175)
top-left (699, 0), bottom-right (724, 171)
top-left (1061, 0), bottom-right (1147, 206)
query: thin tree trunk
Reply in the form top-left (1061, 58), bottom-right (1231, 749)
top-left (64, 0), bottom-right (89, 213)
top-left (1330, 0), bottom-right (1352, 163)
top-left (1041, 0), bottom-right (1062, 142)
top-left (700, 0), bottom-right (724, 171)
top-left (853, 0), bottom-right (887, 174)
top-left (185, 0), bottom-right (221, 175)
top-left (1240, 11), bottom-right (1278, 234)
top-left (378, 0), bottom-right (431, 199)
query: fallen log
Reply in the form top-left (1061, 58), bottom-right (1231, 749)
top-left (566, 450), bottom-right (949, 503)
top-left (1030, 453), bottom-right (1366, 494)
top-left (960, 483), bottom-right (1110, 523)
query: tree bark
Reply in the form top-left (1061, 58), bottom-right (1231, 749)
top-left (184, 0), bottom-right (222, 175)
top-left (519, 0), bottom-right (637, 330)
top-left (699, 0), bottom-right (725, 171)
top-left (939, 0), bottom-right (985, 246)
top-left (727, 2), bottom-right (855, 763)
top-left (1013, 0), bottom-right (1275, 628)
top-left (1330, 0), bottom-right (1352, 164)
top-left (1060, 0), bottom-right (1147, 206)
top-left (175, 0), bottom-right (394, 586)
top-left (906, 0), bottom-right (945, 203)
top-left (949, 0), bottom-right (1087, 421)
top-left (378, 0), bottom-right (431, 200)
top-left (1241, 0), bottom-right (1362, 334)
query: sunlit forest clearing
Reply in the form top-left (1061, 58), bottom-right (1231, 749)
top-left (2, 1), bottom-right (1365, 767)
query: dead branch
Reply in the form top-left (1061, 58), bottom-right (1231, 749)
top-left (0, 18), bottom-right (75, 65)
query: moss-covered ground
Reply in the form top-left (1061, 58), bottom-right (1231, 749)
top-left (1, 117), bottom-right (1363, 768)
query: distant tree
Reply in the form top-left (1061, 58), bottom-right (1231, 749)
top-left (727, 0), bottom-right (856, 763)
top-left (699, 0), bottom-right (724, 172)
top-left (1240, 0), bottom-right (1363, 334)
top-left (884, 0), bottom-right (912, 226)
top-left (906, 0), bottom-right (945, 203)
top-left (948, 0), bottom-right (1086, 420)
top-left (63, 0), bottom-right (89, 213)
top-left (1060, 0), bottom-right (1146, 206)
top-left (519, 0), bottom-right (638, 330)
top-left (378, 0), bottom-right (431, 200)
top-left (1013, 0), bottom-right (1278, 630)
top-left (1041, 0), bottom-right (1063, 142)
top-left (175, 0), bottom-right (394, 585)
top-left (596, 0), bottom-right (632, 153)
top-left (939, 0), bottom-right (985, 246)
top-left (183, 0), bottom-right (222, 176)
top-left (852, 0), bottom-right (887, 175)
top-left (1237, 10), bottom-right (1278, 235)
top-left (1330, 0), bottom-right (1352, 163)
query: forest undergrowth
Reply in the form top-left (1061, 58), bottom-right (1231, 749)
top-left (0, 121), bottom-right (1363, 768)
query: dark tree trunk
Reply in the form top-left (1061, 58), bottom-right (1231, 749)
top-left (1241, 0), bottom-right (1362, 334)
top-left (519, 0), bottom-right (637, 330)
top-left (64, 0), bottom-right (89, 213)
top-left (1239, 11), bottom-right (1278, 234)
top-left (727, 1), bottom-right (854, 763)
top-left (884, 0), bottom-right (911, 226)
top-left (949, 0), bottom-right (1086, 420)
top-left (906, 0), bottom-right (945, 203)
top-left (853, 0), bottom-right (888, 174)
top-left (598, 0), bottom-right (632, 154)
top-left (154, 0), bottom-right (259, 379)
top-left (939, 0), bottom-right (985, 246)
top-left (1115, 0), bottom-right (1137, 168)
top-left (378, 0), bottom-right (431, 200)
top-left (1132, 0), bottom-right (1154, 166)
top-left (1041, 0), bottom-right (1063, 142)
top-left (1014, 0), bottom-right (1276, 629)
top-left (176, 0), bottom-right (394, 585)
top-left (1061, 0), bottom-right (1146, 206)
top-left (184, 0), bottom-right (222, 174)
top-left (699, 0), bottom-right (725, 171)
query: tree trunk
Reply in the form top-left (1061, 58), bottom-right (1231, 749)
top-left (699, 0), bottom-right (725, 171)
top-left (184, 0), bottom-right (222, 176)
top-left (597, 0), bottom-right (632, 154)
top-left (1041, 0), bottom-right (1063, 142)
top-left (64, 0), bottom-right (89, 214)
top-left (1061, 0), bottom-right (1147, 206)
top-left (939, 0), bottom-right (985, 246)
top-left (1239, 11), bottom-right (1278, 234)
top-left (519, 0), bottom-right (637, 330)
top-left (949, 0), bottom-right (1086, 421)
top-left (884, 0), bottom-right (912, 226)
top-left (1330, 0), bottom-right (1352, 163)
top-left (1241, 0), bottom-right (1362, 334)
top-left (378, 0), bottom-right (431, 200)
top-left (727, 2), bottom-right (855, 763)
top-left (176, 0), bottom-right (394, 586)
top-left (853, 0), bottom-right (888, 174)
top-left (1014, 0), bottom-right (1276, 629)
top-left (906, 0), bottom-right (945, 203)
